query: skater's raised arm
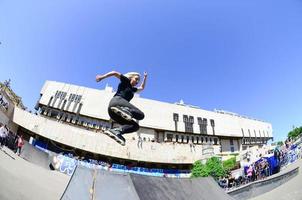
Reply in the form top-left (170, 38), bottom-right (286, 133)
top-left (96, 71), bottom-right (121, 82)
top-left (137, 72), bottom-right (147, 92)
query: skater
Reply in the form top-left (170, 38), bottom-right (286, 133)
top-left (96, 70), bottom-right (147, 145)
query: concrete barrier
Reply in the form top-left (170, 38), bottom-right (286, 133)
top-left (228, 167), bottom-right (299, 200)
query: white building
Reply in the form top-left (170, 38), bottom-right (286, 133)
top-left (12, 80), bottom-right (273, 169)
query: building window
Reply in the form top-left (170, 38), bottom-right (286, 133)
top-left (166, 134), bottom-right (173, 142)
top-left (210, 119), bottom-right (215, 135)
top-left (183, 115), bottom-right (194, 133)
top-left (214, 138), bottom-right (218, 145)
top-left (173, 113), bottom-right (179, 131)
top-left (47, 96), bottom-right (53, 107)
top-left (176, 135), bottom-right (179, 142)
top-left (186, 136), bottom-right (189, 143)
top-left (173, 113), bottom-right (179, 121)
top-left (191, 136), bottom-right (194, 143)
top-left (231, 147), bottom-right (235, 152)
top-left (230, 139), bottom-right (234, 145)
top-left (196, 137), bottom-right (199, 143)
top-left (181, 135), bottom-right (184, 143)
top-left (197, 117), bottom-right (202, 133)
top-left (202, 118), bottom-right (207, 134)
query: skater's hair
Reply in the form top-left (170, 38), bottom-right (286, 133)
top-left (124, 72), bottom-right (141, 80)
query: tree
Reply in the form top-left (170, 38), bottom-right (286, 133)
top-left (288, 126), bottom-right (302, 139)
top-left (276, 141), bottom-right (284, 146)
top-left (223, 157), bottom-right (236, 172)
top-left (191, 157), bottom-right (226, 179)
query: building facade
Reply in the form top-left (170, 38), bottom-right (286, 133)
top-left (12, 80), bottom-right (273, 168)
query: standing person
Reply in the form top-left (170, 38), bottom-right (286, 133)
top-left (96, 71), bottom-right (147, 145)
top-left (0, 124), bottom-right (7, 149)
top-left (15, 135), bottom-right (25, 156)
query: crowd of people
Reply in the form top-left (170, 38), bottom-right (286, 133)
top-left (0, 123), bottom-right (24, 155)
top-left (218, 141), bottom-right (301, 190)
top-left (218, 157), bottom-right (271, 190)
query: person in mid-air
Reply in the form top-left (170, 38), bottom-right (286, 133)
top-left (96, 71), bottom-right (147, 145)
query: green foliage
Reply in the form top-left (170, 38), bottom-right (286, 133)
top-left (191, 160), bottom-right (205, 178)
top-left (276, 141), bottom-right (284, 146)
top-left (288, 126), bottom-right (302, 139)
top-left (223, 157), bottom-right (236, 171)
top-left (191, 157), bottom-right (226, 179)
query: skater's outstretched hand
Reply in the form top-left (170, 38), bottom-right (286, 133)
top-left (96, 71), bottom-right (121, 82)
top-left (137, 71), bottom-right (148, 92)
top-left (96, 75), bottom-right (105, 82)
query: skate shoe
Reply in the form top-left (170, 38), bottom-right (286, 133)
top-left (110, 106), bottom-right (133, 121)
top-left (105, 128), bottom-right (126, 146)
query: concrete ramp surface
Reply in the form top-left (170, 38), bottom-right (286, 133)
top-left (61, 165), bottom-right (233, 200)
top-left (20, 141), bottom-right (51, 169)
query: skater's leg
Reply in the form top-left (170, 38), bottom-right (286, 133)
top-left (109, 96), bottom-right (144, 120)
top-left (108, 109), bottom-right (140, 134)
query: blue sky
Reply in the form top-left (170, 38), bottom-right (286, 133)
top-left (1, 0), bottom-right (302, 142)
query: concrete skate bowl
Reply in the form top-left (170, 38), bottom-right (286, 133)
top-left (61, 165), bottom-right (234, 200)
top-left (20, 141), bottom-right (52, 169)
top-left (227, 166), bottom-right (299, 200)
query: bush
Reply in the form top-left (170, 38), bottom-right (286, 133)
top-left (191, 157), bottom-right (226, 179)
top-left (223, 157), bottom-right (236, 172)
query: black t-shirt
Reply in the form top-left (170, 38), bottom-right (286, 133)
top-left (114, 74), bottom-right (138, 101)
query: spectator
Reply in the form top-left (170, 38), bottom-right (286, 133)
top-left (247, 165), bottom-right (253, 183)
top-left (0, 124), bottom-right (7, 148)
top-left (218, 176), bottom-right (228, 189)
top-left (15, 135), bottom-right (25, 156)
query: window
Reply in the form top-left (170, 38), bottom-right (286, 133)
top-left (183, 115), bottom-right (194, 133)
top-left (230, 139), bottom-right (234, 145)
top-left (210, 119), bottom-right (215, 135)
top-left (210, 119), bottom-right (215, 127)
top-left (198, 117), bottom-right (203, 134)
top-left (181, 135), bottom-right (184, 143)
top-left (202, 118), bottom-right (208, 134)
top-left (231, 147), bottom-right (235, 152)
top-left (214, 138), bottom-right (218, 145)
top-left (196, 137), bottom-right (199, 143)
top-left (186, 136), bottom-right (189, 143)
top-left (191, 136), bottom-right (194, 143)
top-left (173, 113), bottom-right (179, 121)
top-left (166, 134), bottom-right (173, 142)
top-left (47, 96), bottom-right (53, 107)
top-left (77, 103), bottom-right (83, 115)
top-left (173, 113), bottom-right (179, 131)
top-left (176, 135), bottom-right (179, 142)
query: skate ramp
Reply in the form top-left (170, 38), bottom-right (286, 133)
top-left (61, 165), bottom-right (233, 200)
top-left (20, 141), bottom-right (51, 169)
top-left (131, 173), bottom-right (233, 200)
top-left (61, 165), bottom-right (140, 200)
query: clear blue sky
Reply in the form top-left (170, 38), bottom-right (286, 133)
top-left (1, 0), bottom-right (302, 142)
